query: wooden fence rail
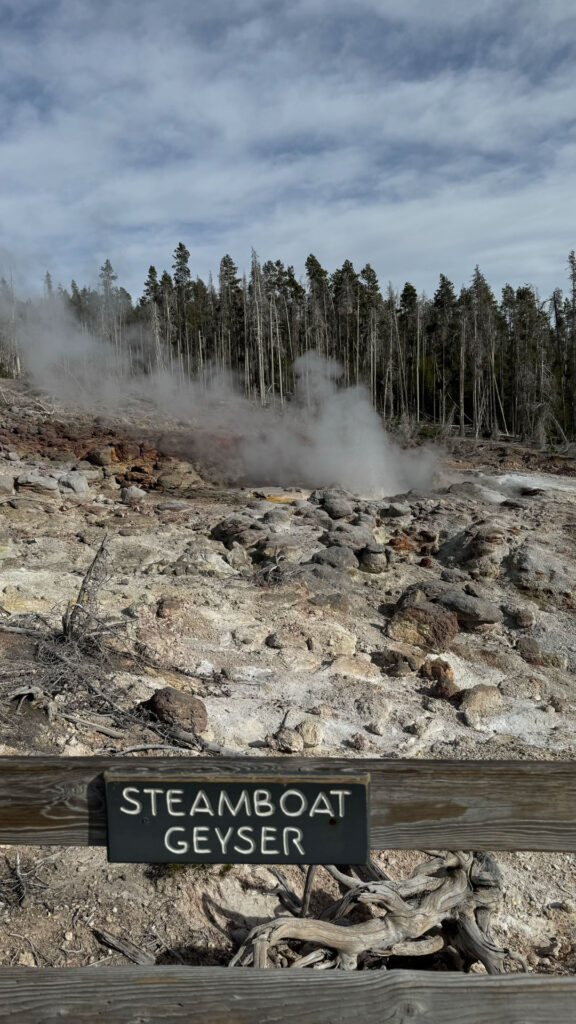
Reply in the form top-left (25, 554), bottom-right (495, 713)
top-left (0, 755), bottom-right (575, 850)
top-left (0, 967), bottom-right (575, 1023)
top-left (1, 756), bottom-right (575, 1023)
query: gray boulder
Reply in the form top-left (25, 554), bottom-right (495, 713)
top-left (59, 471), bottom-right (90, 494)
top-left (16, 472), bottom-right (59, 493)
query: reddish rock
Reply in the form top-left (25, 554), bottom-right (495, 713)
top-left (146, 687), bottom-right (207, 733)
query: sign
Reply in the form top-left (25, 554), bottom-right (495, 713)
top-left (104, 773), bottom-right (369, 864)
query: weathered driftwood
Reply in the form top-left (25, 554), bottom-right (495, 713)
top-left (230, 852), bottom-right (524, 973)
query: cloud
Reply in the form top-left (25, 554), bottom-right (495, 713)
top-left (0, 0), bottom-right (573, 299)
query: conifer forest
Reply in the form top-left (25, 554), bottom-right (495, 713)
top-left (2, 246), bottom-right (576, 444)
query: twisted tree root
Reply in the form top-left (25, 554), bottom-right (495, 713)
top-left (230, 851), bottom-right (525, 973)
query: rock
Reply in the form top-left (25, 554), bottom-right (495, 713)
top-left (0, 475), bottom-right (15, 495)
top-left (439, 522), bottom-right (510, 579)
top-left (16, 471), bottom-right (59, 493)
top-left (145, 687), bottom-right (208, 733)
top-left (157, 469), bottom-right (202, 490)
top-left (504, 605), bottom-right (536, 628)
top-left (387, 601), bottom-right (459, 652)
top-left (549, 695), bottom-right (569, 713)
top-left (85, 446), bottom-right (115, 466)
top-left (381, 502), bottom-right (411, 517)
top-left (499, 674), bottom-right (543, 700)
top-left (6, 451), bottom-right (19, 461)
top-left (322, 495), bottom-right (354, 520)
top-left (59, 471), bottom-right (90, 494)
top-left (507, 543), bottom-right (575, 603)
top-left (156, 597), bottom-right (185, 619)
top-left (516, 636), bottom-right (544, 664)
top-left (437, 590), bottom-right (503, 628)
top-left (121, 485), bottom-right (147, 501)
top-left (296, 720), bottom-right (323, 748)
top-left (366, 717), bottom-right (389, 736)
top-left (420, 657), bottom-right (455, 686)
top-left (457, 684), bottom-right (503, 715)
top-left (311, 545), bottom-right (359, 570)
top-left (276, 727), bottom-right (305, 753)
top-left (309, 704), bottom-right (334, 717)
top-left (358, 545), bottom-right (389, 573)
top-left (430, 675), bottom-right (461, 700)
top-left (372, 647), bottom-right (422, 675)
top-left (224, 542), bottom-right (252, 570)
top-left (441, 568), bottom-right (469, 583)
top-left (350, 732), bottom-right (371, 751)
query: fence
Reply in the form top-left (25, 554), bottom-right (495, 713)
top-left (0, 755), bottom-right (574, 1022)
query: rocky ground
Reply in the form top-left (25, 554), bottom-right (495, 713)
top-left (0, 378), bottom-right (574, 974)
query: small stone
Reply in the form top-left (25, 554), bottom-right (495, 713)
top-left (516, 636), bottom-right (544, 664)
top-left (322, 496), bottom-right (354, 520)
top-left (0, 475), bottom-right (15, 495)
top-left (381, 502), bottom-right (411, 517)
top-left (458, 684), bottom-right (503, 715)
top-left (85, 446), bottom-right (115, 466)
top-left (156, 597), bottom-right (185, 619)
top-left (16, 471), bottom-right (59, 493)
top-left (276, 727), bottom-right (305, 753)
top-left (505, 606), bottom-right (536, 628)
top-left (420, 657), bottom-right (455, 686)
top-left (358, 545), bottom-right (388, 574)
top-left (6, 451), bottom-right (19, 461)
top-left (549, 695), bottom-right (568, 713)
top-left (296, 720), bottom-right (323, 748)
top-left (145, 687), bottom-right (208, 733)
top-left (350, 732), bottom-right (370, 751)
top-left (121, 485), bottom-right (147, 501)
top-left (265, 632), bottom-right (283, 649)
top-left (366, 717), bottom-right (388, 736)
top-left (59, 471), bottom-right (90, 494)
top-left (309, 704), bottom-right (333, 717)
top-left (387, 601), bottom-right (459, 652)
top-left (312, 545), bottom-right (359, 570)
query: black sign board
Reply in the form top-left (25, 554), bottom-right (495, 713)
top-left (104, 773), bottom-right (369, 864)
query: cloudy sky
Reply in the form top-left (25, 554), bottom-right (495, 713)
top-left (0, 0), bottom-right (573, 300)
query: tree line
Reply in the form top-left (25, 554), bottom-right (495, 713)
top-left (1, 245), bottom-right (576, 443)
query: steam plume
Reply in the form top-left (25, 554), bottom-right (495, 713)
top-left (3, 290), bottom-right (434, 496)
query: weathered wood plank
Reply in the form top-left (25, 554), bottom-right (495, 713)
top-left (0, 967), bottom-right (574, 1023)
top-left (0, 756), bottom-right (575, 850)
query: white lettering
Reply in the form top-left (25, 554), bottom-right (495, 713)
top-left (166, 789), bottom-right (185, 817)
top-left (143, 788), bottom-right (164, 816)
top-left (260, 826), bottom-right (279, 855)
top-left (215, 826), bottom-right (234, 854)
top-left (329, 790), bottom-right (352, 817)
top-left (164, 826), bottom-right (189, 854)
top-left (283, 827), bottom-right (305, 856)
top-left (217, 790), bottom-right (250, 817)
top-left (189, 790), bottom-right (214, 816)
top-left (233, 826), bottom-right (256, 855)
top-left (192, 826), bottom-right (211, 854)
top-left (309, 792), bottom-right (335, 817)
top-left (120, 787), bottom-right (142, 815)
top-left (279, 789), bottom-right (308, 817)
top-left (253, 789), bottom-right (274, 817)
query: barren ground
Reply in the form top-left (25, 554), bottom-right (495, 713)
top-left (0, 379), bottom-right (574, 974)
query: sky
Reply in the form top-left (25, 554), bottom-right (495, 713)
top-left (0, 0), bottom-right (574, 301)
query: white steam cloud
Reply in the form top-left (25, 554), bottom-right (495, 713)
top-left (3, 291), bottom-right (434, 497)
